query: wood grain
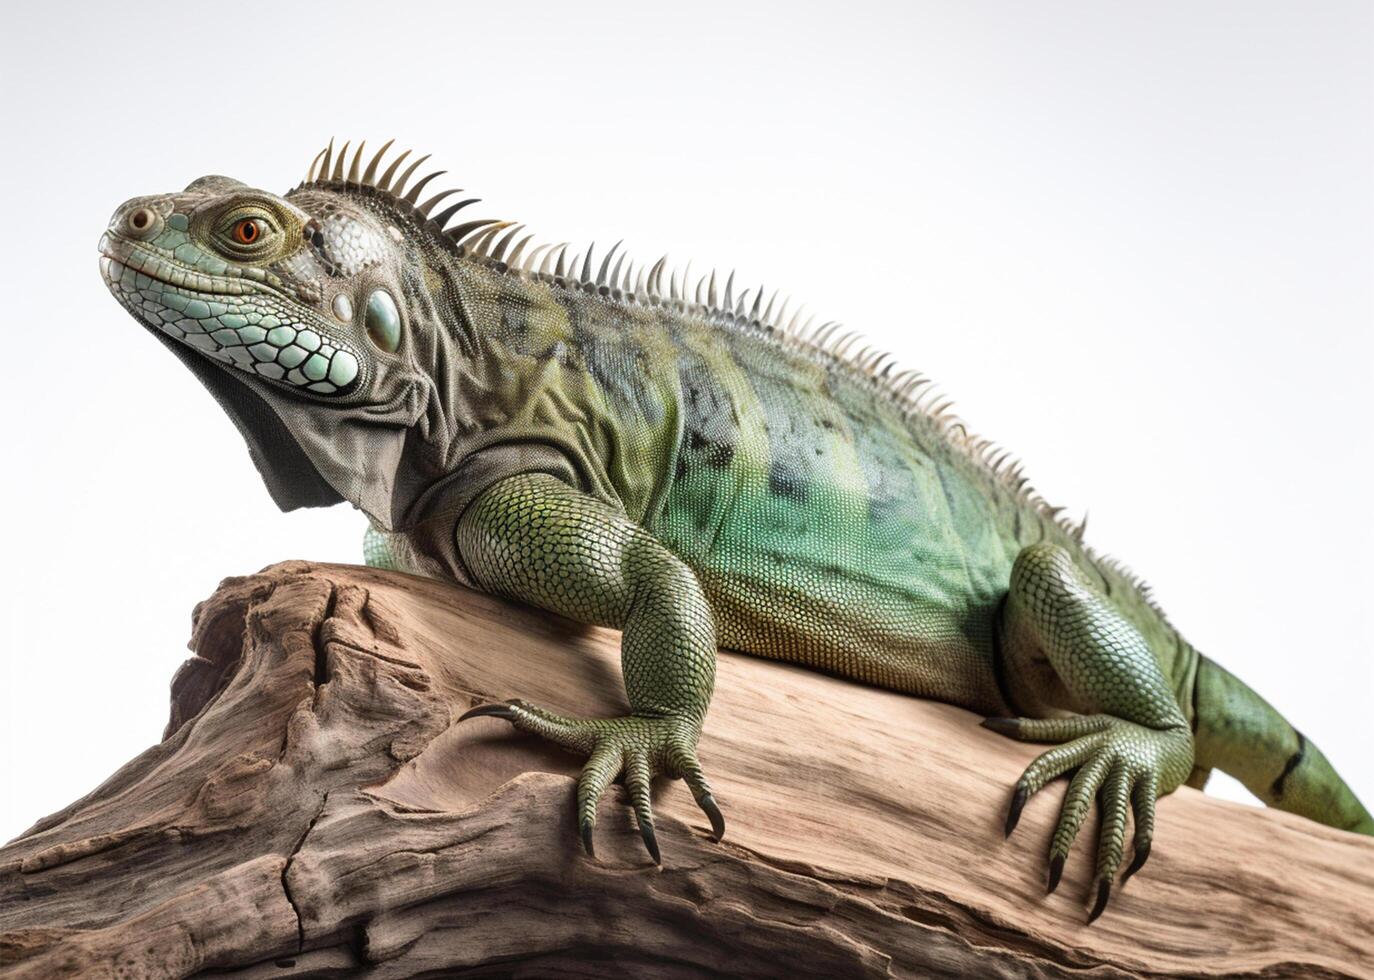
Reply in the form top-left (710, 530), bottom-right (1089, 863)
top-left (1, 561), bottom-right (1370, 978)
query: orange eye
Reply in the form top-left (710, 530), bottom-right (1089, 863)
top-left (232, 218), bottom-right (262, 245)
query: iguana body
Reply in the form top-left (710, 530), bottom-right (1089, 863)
top-left (99, 140), bottom-right (1373, 922)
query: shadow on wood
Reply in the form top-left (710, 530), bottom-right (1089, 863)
top-left (1, 561), bottom-right (1371, 978)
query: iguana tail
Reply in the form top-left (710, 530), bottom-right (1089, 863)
top-left (1192, 655), bottom-right (1373, 835)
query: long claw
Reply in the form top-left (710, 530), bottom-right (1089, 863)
top-left (623, 755), bottom-right (659, 863)
top-left (1125, 775), bottom-right (1157, 883)
top-left (1005, 785), bottom-right (1028, 837)
top-left (580, 818), bottom-right (596, 859)
top-left (699, 792), bottom-right (726, 841)
top-left (637, 814), bottom-right (661, 864)
top-left (981, 717), bottom-right (1020, 737)
top-left (1087, 878), bottom-right (1111, 923)
top-left (459, 702), bottom-right (516, 722)
top-left (1047, 853), bottom-right (1065, 894)
top-left (1121, 842), bottom-right (1151, 882)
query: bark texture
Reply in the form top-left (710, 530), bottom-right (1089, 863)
top-left (1, 561), bottom-right (1371, 978)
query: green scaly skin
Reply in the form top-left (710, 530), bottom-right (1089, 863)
top-left (98, 140), bottom-right (1373, 923)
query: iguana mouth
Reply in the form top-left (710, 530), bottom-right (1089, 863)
top-left (99, 237), bottom-right (363, 397)
top-left (98, 233), bottom-right (272, 297)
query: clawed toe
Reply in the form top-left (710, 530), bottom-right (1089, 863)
top-left (987, 713), bottom-right (1188, 922)
top-left (1004, 785), bottom-right (1028, 837)
top-left (1046, 853), bottom-right (1064, 894)
top-left (458, 701), bottom-right (517, 722)
top-left (698, 792), bottom-right (726, 841)
top-left (462, 698), bottom-right (721, 866)
top-left (1122, 842), bottom-right (1151, 882)
top-left (1087, 878), bottom-right (1112, 924)
top-left (637, 814), bottom-right (662, 864)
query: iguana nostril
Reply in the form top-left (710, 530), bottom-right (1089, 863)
top-left (124, 207), bottom-right (157, 238)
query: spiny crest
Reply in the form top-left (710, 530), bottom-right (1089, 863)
top-left (295, 139), bottom-right (1171, 627)
top-left (295, 139), bottom-right (816, 327)
top-left (299, 138), bottom-right (499, 253)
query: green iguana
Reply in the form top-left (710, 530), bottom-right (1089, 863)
top-left (98, 139), bottom-right (1373, 922)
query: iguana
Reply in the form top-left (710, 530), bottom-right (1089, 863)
top-left (98, 139), bottom-right (1373, 922)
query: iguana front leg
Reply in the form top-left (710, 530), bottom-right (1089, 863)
top-left (455, 472), bottom-right (723, 862)
top-left (984, 543), bottom-right (1194, 922)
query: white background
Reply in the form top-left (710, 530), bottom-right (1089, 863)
top-left (0, 1), bottom-right (1369, 845)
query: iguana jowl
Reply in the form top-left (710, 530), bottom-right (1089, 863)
top-left (98, 140), bottom-right (1373, 922)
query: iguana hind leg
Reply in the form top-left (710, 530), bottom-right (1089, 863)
top-left (454, 472), bottom-right (724, 863)
top-left (984, 543), bottom-right (1194, 922)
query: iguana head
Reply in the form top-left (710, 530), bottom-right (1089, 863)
top-left (99, 151), bottom-right (456, 525)
top-left (100, 175), bottom-right (395, 398)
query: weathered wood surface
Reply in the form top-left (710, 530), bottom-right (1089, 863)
top-left (1, 561), bottom-right (1371, 978)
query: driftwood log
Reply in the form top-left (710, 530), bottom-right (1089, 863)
top-left (1, 561), bottom-right (1371, 978)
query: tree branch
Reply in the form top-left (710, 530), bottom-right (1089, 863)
top-left (2, 561), bottom-right (1370, 978)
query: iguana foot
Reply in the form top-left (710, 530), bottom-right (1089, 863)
top-left (982, 713), bottom-right (1192, 922)
top-left (460, 699), bottom-right (724, 863)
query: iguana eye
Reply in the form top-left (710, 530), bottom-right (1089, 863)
top-left (232, 218), bottom-right (263, 245)
top-left (214, 207), bottom-right (281, 258)
top-left (365, 288), bottom-right (401, 353)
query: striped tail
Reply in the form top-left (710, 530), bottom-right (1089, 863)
top-left (1192, 655), bottom-right (1373, 835)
